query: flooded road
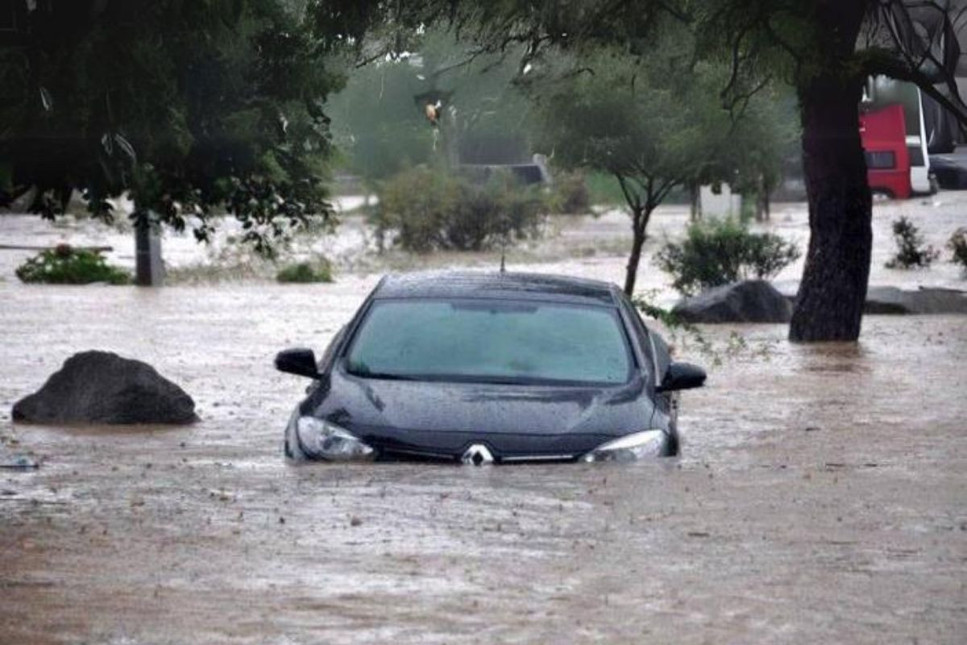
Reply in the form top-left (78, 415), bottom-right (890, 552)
top-left (1, 281), bottom-right (965, 644)
top-left (2, 199), bottom-right (967, 643)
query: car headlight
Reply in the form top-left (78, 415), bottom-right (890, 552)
top-left (295, 416), bottom-right (375, 461)
top-left (581, 430), bottom-right (668, 462)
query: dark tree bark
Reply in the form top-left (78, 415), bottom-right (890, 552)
top-left (623, 205), bottom-right (653, 296)
top-left (789, 1), bottom-right (871, 342)
top-left (689, 182), bottom-right (701, 221)
top-left (755, 174), bottom-right (770, 222)
top-left (134, 210), bottom-right (164, 287)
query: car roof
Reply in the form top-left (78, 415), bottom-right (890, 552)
top-left (373, 271), bottom-right (620, 306)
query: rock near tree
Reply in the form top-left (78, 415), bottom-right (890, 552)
top-left (672, 280), bottom-right (793, 324)
top-left (13, 351), bottom-right (197, 425)
top-left (864, 286), bottom-right (967, 315)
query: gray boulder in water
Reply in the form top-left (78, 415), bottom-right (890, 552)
top-left (672, 280), bottom-right (793, 323)
top-left (12, 351), bottom-right (197, 425)
top-left (864, 286), bottom-right (967, 314)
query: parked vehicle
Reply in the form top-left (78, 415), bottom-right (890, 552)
top-left (275, 271), bottom-right (706, 464)
top-left (861, 77), bottom-right (936, 197)
top-left (860, 104), bottom-right (912, 199)
top-left (929, 154), bottom-right (967, 190)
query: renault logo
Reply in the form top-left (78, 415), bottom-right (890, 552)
top-left (461, 444), bottom-right (494, 466)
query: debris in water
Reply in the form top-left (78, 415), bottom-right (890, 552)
top-left (0, 455), bottom-right (39, 470)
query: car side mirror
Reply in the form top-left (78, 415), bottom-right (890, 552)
top-left (658, 361), bottom-right (706, 392)
top-left (275, 348), bottom-right (320, 378)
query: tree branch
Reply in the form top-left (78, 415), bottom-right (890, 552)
top-left (614, 171), bottom-right (642, 216)
top-left (725, 75), bottom-right (772, 124)
top-left (721, 19), bottom-right (754, 102)
top-left (862, 50), bottom-right (967, 127)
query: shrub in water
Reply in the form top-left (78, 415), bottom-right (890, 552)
top-left (375, 166), bottom-right (545, 253)
top-left (15, 245), bottom-right (130, 285)
top-left (550, 171), bottom-right (591, 215)
top-left (885, 216), bottom-right (938, 269)
top-left (276, 260), bottom-right (333, 283)
top-left (655, 217), bottom-right (800, 296)
top-left (946, 228), bottom-right (967, 273)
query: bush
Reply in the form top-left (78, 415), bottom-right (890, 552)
top-left (655, 217), bottom-right (800, 296)
top-left (885, 217), bottom-right (939, 269)
top-left (946, 228), bottom-right (967, 273)
top-left (375, 166), bottom-right (545, 253)
top-left (550, 171), bottom-right (591, 214)
top-left (15, 245), bottom-right (130, 285)
top-left (276, 260), bottom-right (333, 283)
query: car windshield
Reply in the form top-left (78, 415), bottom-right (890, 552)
top-left (345, 299), bottom-right (633, 385)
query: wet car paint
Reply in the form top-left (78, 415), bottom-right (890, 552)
top-left (299, 369), bottom-right (665, 461)
top-left (282, 272), bottom-right (688, 463)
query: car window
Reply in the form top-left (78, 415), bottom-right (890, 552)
top-left (345, 299), bottom-right (633, 385)
top-left (616, 293), bottom-right (670, 380)
top-left (616, 294), bottom-right (651, 365)
top-left (864, 150), bottom-right (897, 169)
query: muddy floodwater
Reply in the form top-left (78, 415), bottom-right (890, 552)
top-left (2, 204), bottom-right (967, 643)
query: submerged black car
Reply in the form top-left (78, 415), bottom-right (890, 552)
top-left (275, 272), bottom-right (705, 464)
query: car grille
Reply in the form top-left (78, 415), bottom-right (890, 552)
top-left (378, 446), bottom-right (577, 464)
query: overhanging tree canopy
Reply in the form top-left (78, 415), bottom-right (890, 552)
top-left (427, 0), bottom-right (967, 341)
top-left (0, 0), bottom-right (381, 251)
top-left (3, 0), bottom-right (965, 340)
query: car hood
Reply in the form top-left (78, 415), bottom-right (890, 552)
top-left (301, 368), bottom-right (659, 460)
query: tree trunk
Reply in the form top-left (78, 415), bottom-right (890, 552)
top-left (789, 75), bottom-right (871, 341)
top-left (689, 183), bottom-right (701, 221)
top-left (134, 210), bottom-right (164, 287)
top-left (623, 206), bottom-right (652, 296)
top-left (756, 174), bottom-right (769, 222)
top-left (788, 0), bottom-right (871, 342)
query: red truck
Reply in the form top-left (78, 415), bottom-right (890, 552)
top-left (859, 103), bottom-right (911, 199)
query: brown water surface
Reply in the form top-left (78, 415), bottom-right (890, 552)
top-left (1, 280), bottom-right (965, 644)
